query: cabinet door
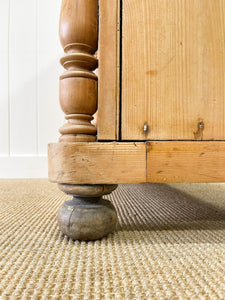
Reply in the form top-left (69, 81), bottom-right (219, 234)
top-left (122, 0), bottom-right (225, 140)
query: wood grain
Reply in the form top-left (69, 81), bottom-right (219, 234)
top-left (49, 141), bottom-right (225, 184)
top-left (58, 0), bottom-right (98, 143)
top-left (122, 0), bottom-right (225, 140)
top-left (98, 0), bottom-right (120, 140)
top-left (48, 142), bottom-right (146, 184)
top-left (147, 141), bottom-right (225, 182)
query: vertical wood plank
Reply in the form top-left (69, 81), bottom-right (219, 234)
top-left (9, 0), bottom-right (37, 155)
top-left (98, 0), bottom-right (120, 140)
top-left (0, 0), bottom-right (9, 155)
top-left (37, 0), bottom-right (63, 155)
top-left (122, 0), bottom-right (225, 141)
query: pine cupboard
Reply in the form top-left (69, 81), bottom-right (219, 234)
top-left (48, 0), bottom-right (225, 240)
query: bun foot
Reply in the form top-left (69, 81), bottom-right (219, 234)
top-left (57, 184), bottom-right (117, 241)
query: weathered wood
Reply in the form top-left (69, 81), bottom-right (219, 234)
top-left (98, 0), bottom-right (120, 140)
top-left (147, 141), bottom-right (225, 183)
top-left (48, 142), bottom-right (147, 184)
top-left (58, 184), bottom-right (118, 196)
top-left (122, 0), bottom-right (225, 140)
top-left (50, 141), bottom-right (225, 184)
top-left (57, 185), bottom-right (117, 241)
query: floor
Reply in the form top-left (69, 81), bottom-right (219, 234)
top-left (0, 180), bottom-right (225, 299)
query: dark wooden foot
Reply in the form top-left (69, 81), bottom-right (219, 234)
top-left (57, 184), bottom-right (117, 240)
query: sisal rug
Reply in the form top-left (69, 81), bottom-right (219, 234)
top-left (1, 180), bottom-right (225, 299)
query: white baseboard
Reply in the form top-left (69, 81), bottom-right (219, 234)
top-left (0, 156), bottom-right (48, 178)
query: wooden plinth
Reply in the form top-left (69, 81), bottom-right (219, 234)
top-left (49, 141), bottom-right (225, 184)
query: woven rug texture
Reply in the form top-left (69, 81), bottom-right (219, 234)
top-left (1, 180), bottom-right (225, 299)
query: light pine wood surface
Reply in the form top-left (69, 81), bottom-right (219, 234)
top-left (58, 0), bottom-right (98, 143)
top-left (122, 0), bottom-right (225, 140)
top-left (49, 0), bottom-right (225, 195)
top-left (48, 142), bottom-right (146, 184)
top-left (147, 141), bottom-right (225, 182)
top-left (49, 141), bottom-right (225, 184)
top-left (98, 0), bottom-right (120, 140)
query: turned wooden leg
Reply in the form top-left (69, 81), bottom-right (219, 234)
top-left (48, 0), bottom-right (118, 240)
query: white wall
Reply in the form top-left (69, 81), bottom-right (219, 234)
top-left (0, 0), bottom-right (64, 178)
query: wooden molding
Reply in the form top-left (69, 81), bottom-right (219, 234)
top-left (49, 141), bottom-right (225, 184)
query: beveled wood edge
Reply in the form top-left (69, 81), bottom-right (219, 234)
top-left (48, 141), bottom-right (225, 184)
top-left (98, 0), bottom-right (120, 140)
